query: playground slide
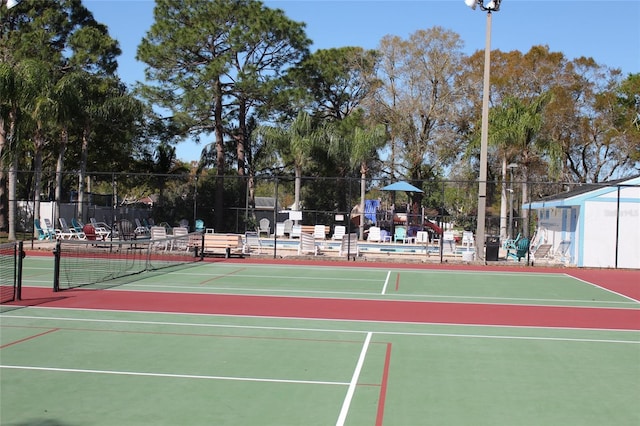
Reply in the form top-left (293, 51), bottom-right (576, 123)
top-left (424, 220), bottom-right (442, 235)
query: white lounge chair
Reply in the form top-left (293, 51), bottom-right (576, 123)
top-left (150, 226), bottom-right (169, 251)
top-left (171, 226), bottom-right (189, 251)
top-left (331, 225), bottom-right (346, 240)
top-left (290, 224), bottom-right (302, 239)
top-left (313, 225), bottom-right (327, 240)
top-left (58, 218), bottom-right (86, 239)
top-left (243, 231), bottom-right (262, 254)
top-left (90, 218), bottom-right (111, 239)
top-left (298, 233), bottom-right (319, 255)
top-left (338, 233), bottom-right (358, 259)
top-left (134, 218), bottom-right (150, 236)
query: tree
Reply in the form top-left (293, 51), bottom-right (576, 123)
top-left (287, 47), bottom-right (379, 122)
top-left (487, 93), bottom-right (551, 238)
top-left (256, 111), bottom-right (328, 212)
top-left (137, 0), bottom-right (309, 230)
top-left (0, 58), bottom-right (55, 239)
top-left (283, 47), bottom-right (380, 211)
top-left (0, 0), bottom-right (124, 238)
top-left (149, 143), bottom-right (190, 218)
top-left (371, 28), bottom-right (465, 182)
top-left (550, 67), bottom-right (640, 182)
top-left (329, 117), bottom-right (386, 239)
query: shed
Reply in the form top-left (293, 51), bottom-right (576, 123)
top-left (252, 196), bottom-right (289, 225)
top-left (525, 176), bottom-right (639, 269)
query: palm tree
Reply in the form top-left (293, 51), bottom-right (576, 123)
top-left (0, 62), bottom-right (19, 238)
top-left (74, 77), bottom-right (142, 218)
top-left (256, 111), bottom-right (326, 212)
top-left (52, 71), bottom-right (84, 222)
top-left (488, 92), bottom-right (552, 238)
top-left (0, 59), bottom-right (50, 239)
top-left (152, 142), bottom-right (189, 209)
top-left (329, 122), bottom-right (386, 239)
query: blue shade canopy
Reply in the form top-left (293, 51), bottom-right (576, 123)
top-left (381, 181), bottom-right (424, 193)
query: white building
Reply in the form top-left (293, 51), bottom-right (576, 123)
top-left (526, 176), bottom-right (639, 269)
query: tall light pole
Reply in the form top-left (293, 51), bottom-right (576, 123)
top-left (465, 0), bottom-right (502, 261)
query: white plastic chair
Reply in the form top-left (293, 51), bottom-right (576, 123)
top-left (258, 218), bottom-right (270, 237)
top-left (313, 225), bottom-right (327, 240)
top-left (462, 231), bottom-right (474, 250)
top-left (291, 224), bottom-right (302, 239)
top-left (442, 231), bottom-right (456, 254)
top-left (243, 231), bottom-right (262, 254)
top-left (367, 226), bottom-right (382, 242)
top-left (331, 225), bottom-right (346, 240)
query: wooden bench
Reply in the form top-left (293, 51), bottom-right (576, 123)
top-left (291, 225), bottom-right (330, 239)
top-left (301, 225), bottom-right (330, 238)
top-left (203, 233), bottom-right (244, 258)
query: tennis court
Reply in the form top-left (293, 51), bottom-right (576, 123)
top-left (1, 253), bottom-right (639, 425)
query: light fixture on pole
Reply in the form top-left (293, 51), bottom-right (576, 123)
top-left (507, 163), bottom-right (518, 239)
top-left (465, 0), bottom-right (502, 261)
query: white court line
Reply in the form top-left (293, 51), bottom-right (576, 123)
top-left (176, 263), bottom-right (568, 277)
top-left (127, 283), bottom-right (383, 297)
top-left (3, 313), bottom-right (638, 341)
top-left (336, 332), bottom-right (372, 426)
top-left (177, 273), bottom-right (379, 282)
top-left (380, 271), bottom-right (391, 295)
top-left (0, 365), bottom-right (349, 386)
top-left (564, 273), bottom-right (640, 304)
top-left (121, 283), bottom-right (639, 306)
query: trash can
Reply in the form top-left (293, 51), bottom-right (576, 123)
top-left (485, 236), bottom-right (500, 261)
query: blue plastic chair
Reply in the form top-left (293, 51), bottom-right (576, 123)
top-left (394, 226), bottom-right (407, 243)
top-left (34, 219), bottom-right (53, 240)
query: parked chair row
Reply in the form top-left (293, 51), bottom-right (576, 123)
top-left (367, 226), bottom-right (391, 243)
top-left (256, 218), bottom-right (344, 241)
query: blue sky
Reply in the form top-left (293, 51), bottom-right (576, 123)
top-left (85, 0), bottom-right (640, 163)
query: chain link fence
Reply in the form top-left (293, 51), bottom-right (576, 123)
top-left (4, 170), bottom-right (638, 268)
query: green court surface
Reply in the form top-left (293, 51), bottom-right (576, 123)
top-left (1, 257), bottom-right (639, 425)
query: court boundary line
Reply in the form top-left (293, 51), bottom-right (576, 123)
top-left (381, 271), bottom-right (391, 294)
top-left (0, 365), bottom-right (350, 386)
top-left (3, 313), bottom-right (638, 343)
top-left (174, 265), bottom-right (576, 278)
top-left (105, 284), bottom-right (640, 308)
top-left (564, 273), bottom-right (640, 304)
top-left (337, 332), bottom-right (372, 426)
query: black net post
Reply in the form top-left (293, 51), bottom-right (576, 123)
top-left (16, 241), bottom-right (24, 300)
top-left (53, 240), bottom-right (61, 292)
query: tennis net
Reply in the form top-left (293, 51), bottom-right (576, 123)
top-left (0, 241), bottom-right (23, 303)
top-left (53, 232), bottom-right (204, 291)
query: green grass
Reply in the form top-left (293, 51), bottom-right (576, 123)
top-left (0, 232), bottom-right (33, 243)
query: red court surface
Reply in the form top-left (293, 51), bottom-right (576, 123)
top-left (11, 257), bottom-right (640, 331)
